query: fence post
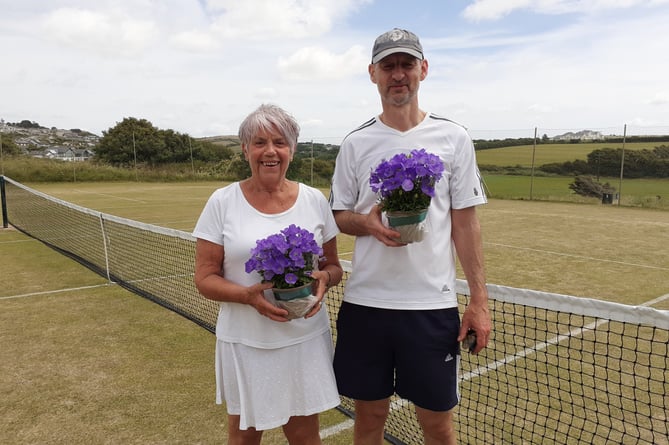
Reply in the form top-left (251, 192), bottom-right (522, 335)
top-left (1, 176), bottom-right (8, 228)
top-left (617, 124), bottom-right (626, 206)
top-left (529, 127), bottom-right (537, 200)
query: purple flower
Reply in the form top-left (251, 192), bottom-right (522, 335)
top-left (245, 224), bottom-right (323, 289)
top-left (369, 149), bottom-right (444, 212)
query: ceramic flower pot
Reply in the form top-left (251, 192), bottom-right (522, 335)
top-left (386, 208), bottom-right (428, 244)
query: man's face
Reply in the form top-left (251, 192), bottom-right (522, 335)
top-left (369, 53), bottom-right (428, 107)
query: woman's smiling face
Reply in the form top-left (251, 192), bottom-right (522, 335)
top-left (244, 127), bottom-right (294, 182)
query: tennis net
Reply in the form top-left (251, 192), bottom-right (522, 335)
top-left (2, 176), bottom-right (667, 444)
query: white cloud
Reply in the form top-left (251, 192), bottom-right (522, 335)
top-left (462, 0), bottom-right (662, 21)
top-left (41, 8), bottom-right (158, 57)
top-left (647, 93), bottom-right (669, 105)
top-left (527, 104), bottom-right (555, 114)
top-left (204, 0), bottom-right (372, 39)
top-left (462, 0), bottom-right (533, 21)
top-left (277, 46), bottom-right (367, 81)
top-left (300, 119), bottom-right (325, 129)
top-left (254, 88), bottom-right (279, 100)
top-left (171, 30), bottom-right (221, 52)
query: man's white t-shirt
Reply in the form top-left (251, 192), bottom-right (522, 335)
top-left (193, 182), bottom-right (338, 348)
top-left (330, 113), bottom-right (487, 310)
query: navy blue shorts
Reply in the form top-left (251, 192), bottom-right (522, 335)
top-left (333, 302), bottom-right (461, 412)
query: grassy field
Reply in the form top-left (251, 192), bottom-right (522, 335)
top-left (475, 141), bottom-right (662, 167)
top-left (483, 174), bottom-right (669, 209)
top-left (474, 140), bottom-right (669, 210)
top-left (1, 181), bottom-right (668, 444)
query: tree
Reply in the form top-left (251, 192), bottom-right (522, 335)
top-left (95, 117), bottom-right (163, 166)
top-left (0, 133), bottom-right (21, 156)
top-left (197, 141), bottom-right (234, 162)
top-left (95, 117), bottom-right (238, 167)
top-left (569, 175), bottom-right (615, 198)
top-left (14, 120), bottom-right (41, 129)
top-left (162, 129), bottom-right (191, 163)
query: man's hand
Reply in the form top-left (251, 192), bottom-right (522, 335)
top-left (365, 205), bottom-right (407, 247)
top-left (457, 300), bottom-right (491, 354)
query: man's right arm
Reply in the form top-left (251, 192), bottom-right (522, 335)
top-left (333, 209), bottom-right (372, 236)
top-left (334, 207), bottom-right (405, 247)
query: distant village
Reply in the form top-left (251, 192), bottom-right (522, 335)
top-left (0, 119), bottom-right (99, 161)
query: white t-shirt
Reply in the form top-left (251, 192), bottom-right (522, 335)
top-left (330, 113), bottom-right (487, 310)
top-left (192, 182), bottom-right (339, 348)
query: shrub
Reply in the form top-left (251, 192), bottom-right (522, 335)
top-left (569, 175), bottom-right (616, 198)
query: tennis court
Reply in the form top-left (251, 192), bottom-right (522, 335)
top-left (2, 178), bottom-right (667, 444)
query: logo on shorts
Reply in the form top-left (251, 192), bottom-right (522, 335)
top-left (444, 354), bottom-right (454, 362)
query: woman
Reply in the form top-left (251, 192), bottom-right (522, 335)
top-left (193, 104), bottom-right (343, 445)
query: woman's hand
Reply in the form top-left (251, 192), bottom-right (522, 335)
top-left (303, 270), bottom-right (329, 318)
top-left (246, 282), bottom-right (290, 322)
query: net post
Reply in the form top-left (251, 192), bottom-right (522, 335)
top-left (1, 175), bottom-right (8, 228)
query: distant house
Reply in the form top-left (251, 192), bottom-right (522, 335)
top-left (44, 146), bottom-right (73, 160)
top-left (552, 130), bottom-right (604, 141)
top-left (74, 148), bottom-right (94, 161)
top-left (43, 146), bottom-right (93, 161)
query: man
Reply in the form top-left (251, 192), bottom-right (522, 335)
top-left (330, 28), bottom-right (492, 445)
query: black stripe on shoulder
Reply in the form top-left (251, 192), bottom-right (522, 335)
top-left (428, 113), bottom-right (468, 130)
top-left (343, 117), bottom-right (376, 140)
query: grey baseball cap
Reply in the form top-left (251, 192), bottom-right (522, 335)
top-left (371, 28), bottom-right (424, 64)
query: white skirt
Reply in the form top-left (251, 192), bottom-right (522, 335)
top-left (215, 330), bottom-right (341, 431)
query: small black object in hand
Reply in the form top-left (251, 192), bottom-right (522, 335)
top-left (461, 329), bottom-right (477, 353)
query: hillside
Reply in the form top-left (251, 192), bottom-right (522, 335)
top-left (475, 141), bottom-right (668, 168)
top-left (197, 135), bottom-right (241, 152)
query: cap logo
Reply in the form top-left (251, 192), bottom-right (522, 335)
top-left (389, 29), bottom-right (405, 41)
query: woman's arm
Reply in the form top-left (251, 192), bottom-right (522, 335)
top-left (194, 238), bottom-right (289, 321)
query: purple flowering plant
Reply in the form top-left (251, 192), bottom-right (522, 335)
top-left (244, 224), bottom-right (322, 289)
top-left (369, 148), bottom-right (445, 212)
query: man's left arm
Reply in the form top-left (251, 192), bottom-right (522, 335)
top-left (452, 206), bottom-right (492, 353)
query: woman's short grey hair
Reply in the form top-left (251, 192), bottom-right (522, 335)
top-left (238, 104), bottom-right (300, 152)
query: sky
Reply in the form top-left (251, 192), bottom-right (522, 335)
top-left (2, 0), bottom-right (669, 143)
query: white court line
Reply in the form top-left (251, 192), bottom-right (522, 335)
top-left (640, 293), bottom-right (669, 307)
top-left (0, 238), bottom-right (38, 245)
top-left (486, 242), bottom-right (669, 271)
top-left (319, 419), bottom-right (355, 440)
top-left (459, 318), bottom-right (609, 382)
top-left (0, 284), bottom-right (111, 300)
top-left (71, 189), bottom-right (146, 203)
